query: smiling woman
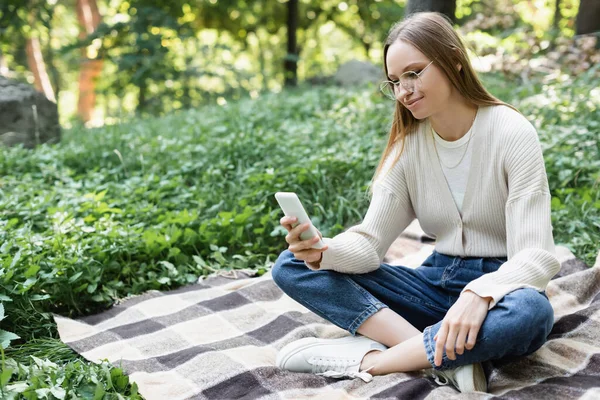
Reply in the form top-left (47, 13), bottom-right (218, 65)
top-left (273, 11), bottom-right (560, 395)
top-left (379, 58), bottom-right (434, 104)
top-left (377, 13), bottom-right (521, 146)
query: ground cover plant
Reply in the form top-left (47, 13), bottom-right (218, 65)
top-left (1, 68), bottom-right (598, 398)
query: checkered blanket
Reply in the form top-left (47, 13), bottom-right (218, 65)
top-left (55, 222), bottom-right (600, 399)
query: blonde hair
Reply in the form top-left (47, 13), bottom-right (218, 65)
top-left (368, 12), bottom-right (519, 197)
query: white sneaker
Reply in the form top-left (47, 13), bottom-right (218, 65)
top-left (276, 335), bottom-right (387, 383)
top-left (428, 363), bottom-right (487, 393)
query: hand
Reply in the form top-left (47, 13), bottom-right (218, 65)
top-left (433, 290), bottom-right (491, 366)
top-left (280, 216), bottom-right (328, 268)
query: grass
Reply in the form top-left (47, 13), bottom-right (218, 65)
top-left (0, 69), bottom-right (598, 398)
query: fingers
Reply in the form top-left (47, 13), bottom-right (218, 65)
top-left (465, 325), bottom-right (480, 350)
top-left (432, 294), bottom-right (489, 367)
top-left (291, 238), bottom-right (329, 261)
top-left (283, 219), bottom-right (302, 244)
top-left (434, 324), bottom-right (447, 367)
top-left (434, 321), bottom-right (469, 365)
top-left (284, 221), bottom-right (311, 244)
top-left (281, 217), bottom-right (327, 262)
top-left (280, 216), bottom-right (297, 232)
top-left (454, 327), bottom-right (469, 356)
top-left (444, 323), bottom-right (459, 361)
top-left (288, 234), bottom-right (324, 253)
top-left (434, 323), bottom-right (480, 367)
top-left (293, 246), bottom-right (328, 263)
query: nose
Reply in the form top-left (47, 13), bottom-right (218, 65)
top-left (395, 84), bottom-right (413, 102)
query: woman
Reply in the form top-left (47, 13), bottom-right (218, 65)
top-left (271, 12), bottom-right (559, 394)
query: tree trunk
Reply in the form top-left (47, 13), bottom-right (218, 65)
top-left (284, 0), bottom-right (298, 87)
top-left (553, 0), bottom-right (561, 31)
top-left (575, 0), bottom-right (600, 35)
top-left (138, 81), bottom-right (147, 112)
top-left (254, 31), bottom-right (268, 91)
top-left (548, 0), bottom-right (562, 50)
top-left (406, 0), bottom-right (456, 23)
top-left (44, 4), bottom-right (60, 99)
top-left (76, 0), bottom-right (103, 123)
top-left (0, 50), bottom-right (7, 76)
top-left (25, 37), bottom-right (56, 102)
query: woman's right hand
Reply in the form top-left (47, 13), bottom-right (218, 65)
top-left (280, 216), bottom-right (329, 269)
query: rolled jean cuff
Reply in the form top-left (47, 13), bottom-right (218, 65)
top-left (348, 302), bottom-right (387, 336)
top-left (423, 322), bottom-right (452, 370)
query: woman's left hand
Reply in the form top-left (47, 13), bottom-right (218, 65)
top-left (433, 290), bottom-right (492, 366)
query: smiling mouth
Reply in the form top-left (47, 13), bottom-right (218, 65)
top-left (406, 97), bottom-right (423, 106)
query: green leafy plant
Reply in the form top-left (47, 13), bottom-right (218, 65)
top-left (1, 356), bottom-right (141, 399)
top-left (0, 303), bottom-right (20, 350)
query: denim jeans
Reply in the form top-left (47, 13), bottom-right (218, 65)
top-left (272, 249), bottom-right (554, 370)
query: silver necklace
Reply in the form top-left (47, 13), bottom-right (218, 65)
top-left (431, 109), bottom-right (478, 170)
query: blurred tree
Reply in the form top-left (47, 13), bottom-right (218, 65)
top-left (325, 1), bottom-right (406, 59)
top-left (64, 0), bottom-right (414, 115)
top-left (285, 0), bottom-right (298, 87)
top-left (75, 0), bottom-right (102, 123)
top-left (406, 0), bottom-right (456, 23)
top-left (553, 0), bottom-right (562, 32)
top-left (192, 1), bottom-right (406, 86)
top-left (69, 0), bottom-right (196, 114)
top-left (1, 1), bottom-right (58, 102)
top-left (575, 0), bottom-right (600, 35)
top-left (192, 0), bottom-right (289, 89)
top-left (26, 34), bottom-right (56, 102)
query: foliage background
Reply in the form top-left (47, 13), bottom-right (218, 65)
top-left (0, 0), bottom-right (599, 398)
top-left (0, 0), bottom-right (591, 125)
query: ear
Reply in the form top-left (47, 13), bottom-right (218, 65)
top-left (456, 63), bottom-right (462, 72)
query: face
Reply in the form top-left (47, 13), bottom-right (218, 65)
top-left (386, 40), bottom-right (455, 119)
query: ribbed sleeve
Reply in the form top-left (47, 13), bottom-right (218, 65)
top-left (307, 141), bottom-right (416, 273)
top-left (312, 184), bottom-right (416, 273)
top-left (462, 123), bottom-right (560, 308)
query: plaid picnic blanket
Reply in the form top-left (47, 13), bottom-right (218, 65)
top-left (55, 222), bottom-right (600, 399)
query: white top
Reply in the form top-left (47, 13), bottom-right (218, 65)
top-left (432, 124), bottom-right (474, 213)
top-left (309, 105), bottom-right (560, 309)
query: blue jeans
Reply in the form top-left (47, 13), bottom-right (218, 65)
top-left (272, 249), bottom-right (554, 370)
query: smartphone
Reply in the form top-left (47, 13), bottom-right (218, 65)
top-left (274, 192), bottom-right (326, 249)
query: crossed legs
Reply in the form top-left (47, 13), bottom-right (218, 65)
top-left (272, 249), bottom-right (553, 375)
top-left (356, 307), bottom-right (430, 375)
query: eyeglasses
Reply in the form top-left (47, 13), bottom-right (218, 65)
top-left (379, 59), bottom-right (434, 101)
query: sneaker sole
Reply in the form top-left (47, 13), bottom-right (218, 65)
top-left (276, 335), bottom-right (373, 370)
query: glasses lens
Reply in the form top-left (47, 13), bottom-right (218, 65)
top-left (400, 72), bottom-right (419, 92)
top-left (380, 82), bottom-right (397, 100)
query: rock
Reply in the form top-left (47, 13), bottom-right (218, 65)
top-left (0, 76), bottom-right (61, 148)
top-left (306, 74), bottom-right (335, 86)
top-left (333, 59), bottom-right (384, 86)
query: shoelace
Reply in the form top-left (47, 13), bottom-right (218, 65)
top-left (428, 369), bottom-right (452, 386)
top-left (316, 369), bottom-right (374, 383)
top-left (311, 358), bottom-right (375, 383)
top-left (433, 374), bottom-right (450, 386)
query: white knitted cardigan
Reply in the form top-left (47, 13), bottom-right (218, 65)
top-left (312, 104), bottom-right (561, 309)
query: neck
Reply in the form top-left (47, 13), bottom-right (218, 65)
top-left (429, 96), bottom-right (478, 142)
